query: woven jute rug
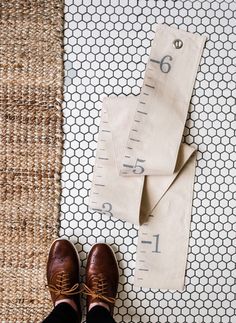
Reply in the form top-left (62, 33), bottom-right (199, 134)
top-left (0, 1), bottom-right (63, 321)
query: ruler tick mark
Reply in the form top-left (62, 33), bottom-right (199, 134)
top-left (102, 130), bottom-right (111, 133)
top-left (98, 157), bottom-right (109, 160)
top-left (141, 240), bottom-right (152, 244)
top-left (143, 92), bottom-right (149, 96)
top-left (145, 84), bottom-right (155, 89)
top-left (123, 164), bottom-right (133, 168)
top-left (137, 110), bottom-right (148, 115)
top-left (140, 101), bottom-right (146, 104)
top-left (131, 129), bottom-right (138, 132)
top-left (91, 208), bottom-right (102, 212)
top-left (139, 268), bottom-right (149, 272)
top-left (134, 119), bottom-right (140, 123)
top-left (130, 138), bottom-right (140, 142)
top-left (150, 58), bottom-right (160, 64)
top-left (95, 184), bottom-right (105, 187)
top-left (125, 155), bottom-right (130, 158)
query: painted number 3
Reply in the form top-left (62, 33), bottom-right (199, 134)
top-left (102, 202), bottom-right (113, 216)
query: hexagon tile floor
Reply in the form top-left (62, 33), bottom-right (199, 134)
top-left (60, 1), bottom-right (235, 322)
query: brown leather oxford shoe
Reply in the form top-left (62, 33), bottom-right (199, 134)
top-left (83, 243), bottom-right (119, 315)
top-left (46, 238), bottom-right (82, 321)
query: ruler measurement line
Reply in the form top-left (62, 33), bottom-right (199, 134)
top-left (143, 92), bottom-right (149, 96)
top-left (140, 101), bottom-right (146, 104)
top-left (137, 110), bottom-right (148, 115)
top-left (102, 130), bottom-right (111, 133)
top-left (141, 240), bottom-right (152, 244)
top-left (131, 129), bottom-right (138, 132)
top-left (95, 183), bottom-right (105, 187)
top-left (130, 138), bottom-right (140, 142)
top-left (91, 208), bottom-right (102, 212)
top-left (127, 147), bottom-right (133, 150)
top-left (123, 165), bottom-right (132, 169)
top-left (150, 58), bottom-right (160, 64)
top-left (145, 84), bottom-right (155, 89)
top-left (139, 268), bottom-right (149, 272)
top-left (134, 119), bottom-right (141, 123)
top-left (98, 157), bottom-right (109, 160)
top-left (125, 155), bottom-right (130, 158)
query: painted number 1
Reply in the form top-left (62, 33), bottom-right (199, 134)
top-left (152, 234), bottom-right (161, 253)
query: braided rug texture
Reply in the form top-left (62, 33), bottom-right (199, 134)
top-left (0, 1), bottom-right (63, 321)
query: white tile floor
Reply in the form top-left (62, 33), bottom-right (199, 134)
top-left (60, 1), bottom-right (236, 322)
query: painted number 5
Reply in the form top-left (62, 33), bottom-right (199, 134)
top-left (133, 158), bottom-right (146, 174)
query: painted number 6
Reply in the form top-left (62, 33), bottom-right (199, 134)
top-left (160, 55), bottom-right (173, 73)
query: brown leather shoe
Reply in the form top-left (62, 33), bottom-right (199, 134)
top-left (83, 243), bottom-right (119, 315)
top-left (46, 238), bottom-right (82, 321)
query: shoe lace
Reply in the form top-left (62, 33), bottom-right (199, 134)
top-left (81, 274), bottom-right (115, 304)
top-left (46, 271), bottom-right (80, 297)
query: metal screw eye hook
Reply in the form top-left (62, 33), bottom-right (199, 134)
top-left (173, 39), bottom-right (183, 49)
